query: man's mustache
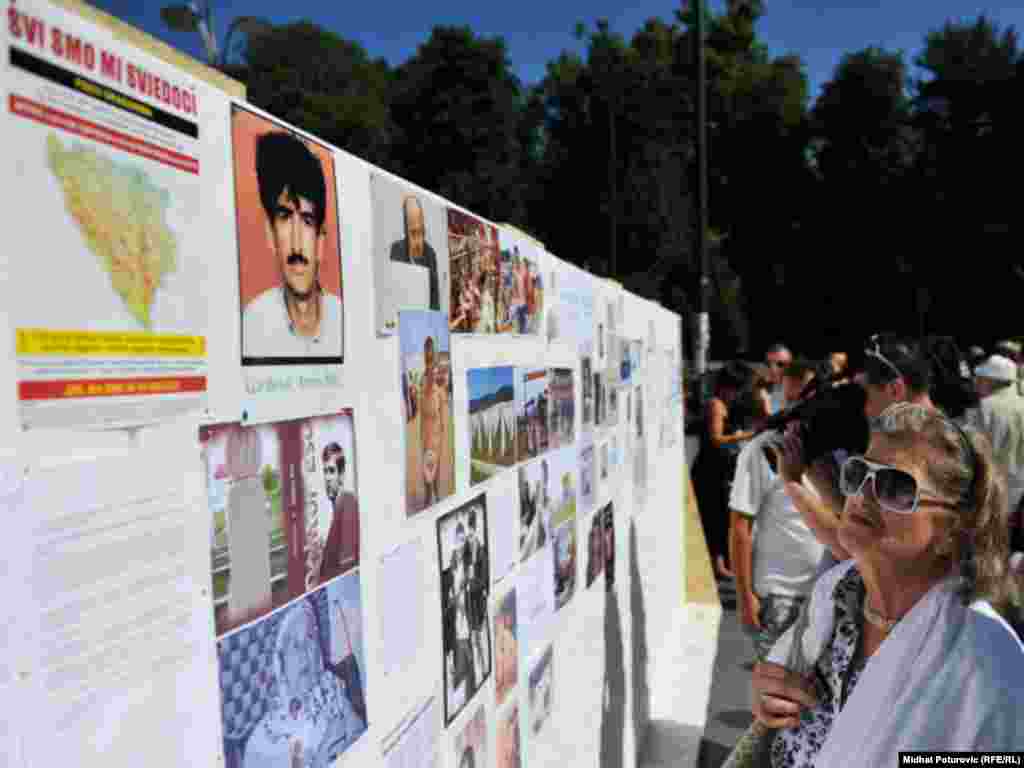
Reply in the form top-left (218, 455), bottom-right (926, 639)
top-left (287, 253), bottom-right (309, 266)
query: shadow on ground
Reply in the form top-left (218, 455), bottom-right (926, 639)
top-left (696, 576), bottom-right (757, 768)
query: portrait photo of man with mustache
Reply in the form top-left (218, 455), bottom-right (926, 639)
top-left (235, 107), bottom-right (344, 364)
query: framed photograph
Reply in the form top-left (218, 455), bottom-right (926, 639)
top-left (468, 366), bottom-right (518, 486)
top-left (585, 511), bottom-right (605, 588)
top-left (232, 105), bottom-right (343, 366)
top-left (400, 310), bottom-right (455, 516)
top-left (494, 588), bottom-right (518, 708)
top-left (496, 702), bottom-right (521, 768)
top-left (371, 173), bottom-right (449, 334)
top-left (528, 645), bottom-right (554, 737)
top-left (516, 368), bottom-right (549, 461)
top-left (452, 705), bottom-right (487, 768)
top-left (201, 411), bottom-right (359, 637)
top-left (438, 495), bottom-right (492, 725)
top-left (546, 368), bottom-right (575, 450)
top-left (216, 572), bottom-right (367, 767)
top-left (449, 209), bottom-right (501, 333)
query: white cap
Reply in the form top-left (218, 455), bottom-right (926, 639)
top-left (974, 355), bottom-right (1018, 382)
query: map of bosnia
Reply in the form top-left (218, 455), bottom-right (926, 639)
top-left (46, 134), bottom-right (178, 329)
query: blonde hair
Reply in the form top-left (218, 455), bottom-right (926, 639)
top-left (877, 403), bottom-right (1021, 616)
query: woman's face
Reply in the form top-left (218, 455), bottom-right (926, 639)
top-left (837, 434), bottom-right (954, 571)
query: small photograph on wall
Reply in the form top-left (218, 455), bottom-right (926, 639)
top-left (518, 460), bottom-right (550, 563)
top-left (232, 105), bottom-right (344, 366)
top-left (400, 310), bottom-right (455, 517)
top-left (516, 368), bottom-right (550, 461)
top-left (438, 495), bottom-right (492, 725)
top-left (593, 372), bottom-right (605, 427)
top-left (602, 503), bottom-right (616, 590)
top-left (453, 705), bottom-right (487, 768)
top-left (201, 411), bottom-right (360, 637)
top-left (499, 230), bottom-right (544, 335)
top-left (606, 372), bottom-right (619, 427)
top-left (545, 260), bottom-right (560, 344)
top-left (599, 442), bottom-right (609, 482)
top-left (468, 366), bottom-right (518, 486)
top-left (497, 702), bottom-right (522, 768)
top-left (585, 511), bottom-right (605, 588)
top-left (217, 571), bottom-right (367, 768)
top-left (449, 208), bottom-right (502, 333)
top-left (546, 368), bottom-right (575, 450)
top-left (552, 519), bottom-right (577, 611)
top-left (579, 442), bottom-right (595, 514)
top-left (581, 356), bottom-right (593, 427)
top-left (528, 645), bottom-right (554, 737)
top-left (370, 172), bottom-right (448, 334)
top-left (494, 588), bottom-right (518, 708)
top-left (635, 385), bottom-right (644, 438)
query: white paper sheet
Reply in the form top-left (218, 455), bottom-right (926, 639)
top-left (0, 460), bottom-right (28, 768)
top-left (517, 545), bottom-right (554, 657)
top-left (379, 538), bottom-right (428, 678)
top-left (489, 472), bottom-right (519, 586)
top-left (15, 435), bottom-right (221, 768)
top-left (382, 696), bottom-right (440, 768)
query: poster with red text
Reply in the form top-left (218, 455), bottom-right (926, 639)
top-left (5, 0), bottom-right (217, 429)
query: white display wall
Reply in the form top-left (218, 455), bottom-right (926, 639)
top-left (0, 3), bottom-right (686, 767)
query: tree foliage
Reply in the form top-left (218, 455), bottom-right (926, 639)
top-left (182, 5), bottom-right (1023, 357)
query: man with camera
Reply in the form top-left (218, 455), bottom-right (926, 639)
top-left (728, 360), bottom-right (828, 659)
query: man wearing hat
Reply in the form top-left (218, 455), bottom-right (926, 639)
top-left (970, 354), bottom-right (1024, 517)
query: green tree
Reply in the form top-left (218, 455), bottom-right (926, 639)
top-left (390, 26), bottom-right (526, 223)
top-left (240, 21), bottom-right (394, 166)
top-left (261, 464), bottom-right (279, 496)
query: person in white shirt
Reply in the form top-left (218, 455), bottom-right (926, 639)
top-left (968, 354), bottom-right (1024, 516)
top-left (242, 131), bottom-right (343, 361)
top-left (729, 359), bottom-right (821, 659)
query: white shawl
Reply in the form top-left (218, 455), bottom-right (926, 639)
top-left (768, 560), bottom-right (1024, 767)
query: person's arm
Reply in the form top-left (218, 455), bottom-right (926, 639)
top-left (706, 398), bottom-right (753, 448)
top-left (730, 510), bottom-right (760, 629)
top-left (774, 434), bottom-right (851, 561)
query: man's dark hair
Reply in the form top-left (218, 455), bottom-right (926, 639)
top-left (456, 522), bottom-right (465, 538)
top-left (255, 131), bottom-right (327, 234)
top-left (782, 359), bottom-right (816, 383)
top-left (322, 442), bottom-right (345, 473)
top-left (766, 343), bottom-right (791, 357)
top-left (864, 335), bottom-right (931, 394)
top-left (468, 508), bottom-right (477, 530)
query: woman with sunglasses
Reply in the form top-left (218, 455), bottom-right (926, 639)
top-left (751, 403), bottom-right (1024, 766)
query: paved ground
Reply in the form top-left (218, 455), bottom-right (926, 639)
top-left (683, 434), bottom-right (758, 768)
top-left (696, 575), bottom-right (757, 767)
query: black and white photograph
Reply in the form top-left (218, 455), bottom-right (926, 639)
top-left (438, 494), bottom-right (492, 725)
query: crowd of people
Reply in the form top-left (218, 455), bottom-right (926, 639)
top-left (692, 336), bottom-right (1024, 763)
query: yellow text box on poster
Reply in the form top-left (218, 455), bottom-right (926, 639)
top-left (16, 329), bottom-right (206, 358)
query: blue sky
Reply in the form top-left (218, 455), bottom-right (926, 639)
top-left (87, 1), bottom-right (1024, 101)
top-left (468, 366), bottom-right (514, 402)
